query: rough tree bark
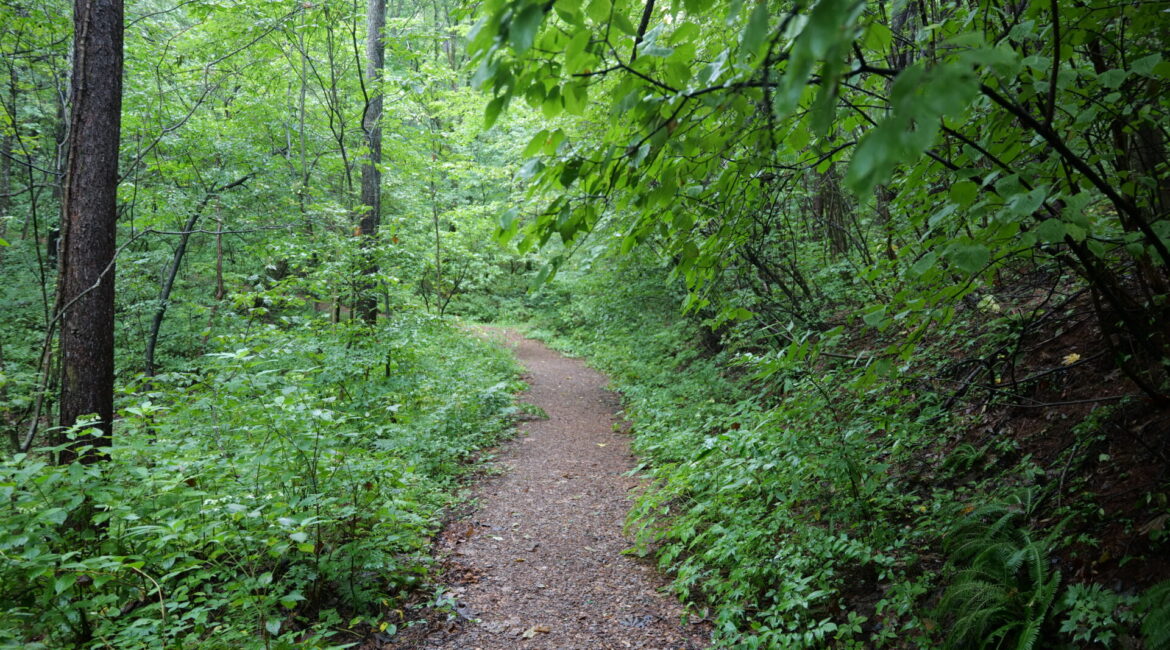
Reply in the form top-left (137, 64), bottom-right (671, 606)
top-left (56, 0), bottom-right (122, 464)
top-left (356, 0), bottom-right (384, 323)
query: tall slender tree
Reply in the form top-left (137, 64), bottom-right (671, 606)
top-left (56, 0), bottom-right (122, 463)
top-left (356, 0), bottom-right (385, 323)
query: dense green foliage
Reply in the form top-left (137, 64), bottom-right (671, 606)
top-left (1, 0), bottom-right (534, 645)
top-left (472, 0), bottom-right (1170, 398)
top-left (3, 0), bottom-right (1169, 646)
top-left (521, 255), bottom-right (1168, 648)
top-left (467, 0), bottom-right (1170, 643)
top-left (1, 311), bottom-right (521, 647)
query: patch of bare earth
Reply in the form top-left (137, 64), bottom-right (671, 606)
top-left (399, 329), bottom-right (709, 649)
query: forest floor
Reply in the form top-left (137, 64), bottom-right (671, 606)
top-left (386, 328), bottom-right (709, 649)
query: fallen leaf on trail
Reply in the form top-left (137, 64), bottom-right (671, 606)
top-left (521, 624), bottom-right (551, 639)
top-left (597, 443), bottom-right (607, 447)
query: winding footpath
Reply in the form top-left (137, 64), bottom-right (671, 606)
top-left (422, 329), bottom-right (709, 649)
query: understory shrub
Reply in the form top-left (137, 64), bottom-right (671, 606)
top-left (0, 311), bottom-right (521, 648)
top-left (523, 258), bottom-right (1167, 648)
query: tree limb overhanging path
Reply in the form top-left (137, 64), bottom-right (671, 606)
top-left (425, 329), bottom-right (709, 649)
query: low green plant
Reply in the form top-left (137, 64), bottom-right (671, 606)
top-left (1058, 582), bottom-right (1138, 646)
top-left (1136, 580), bottom-right (1170, 649)
top-left (937, 489), bottom-right (1061, 650)
top-left (0, 311), bottom-right (521, 647)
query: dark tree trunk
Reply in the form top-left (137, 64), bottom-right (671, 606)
top-left (144, 175), bottom-right (249, 376)
top-left (356, 0), bottom-right (385, 324)
top-left (56, 0), bottom-right (122, 464)
top-left (0, 131), bottom-right (10, 221)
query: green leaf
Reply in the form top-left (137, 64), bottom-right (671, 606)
top-left (949, 180), bottom-right (979, 208)
top-left (41, 508), bottom-right (68, 526)
top-left (862, 306), bottom-right (887, 327)
top-left (1098, 68), bottom-right (1127, 89)
top-left (559, 158), bottom-right (583, 187)
top-left (522, 130), bottom-right (549, 157)
top-left (484, 95), bottom-right (508, 129)
top-left (863, 21), bottom-right (892, 51)
top-left (265, 619), bottom-right (281, 636)
top-left (612, 11), bottom-right (636, 35)
top-left (1034, 219), bottom-right (1065, 243)
top-left (565, 29), bottom-right (591, 72)
top-left (803, 0), bottom-right (856, 59)
top-left (55, 573), bottom-right (77, 595)
top-left (509, 4), bottom-right (545, 53)
top-left (949, 243), bottom-right (990, 274)
top-left (586, 0), bottom-right (610, 23)
top-left (1006, 187), bottom-right (1047, 217)
top-left (498, 207), bottom-right (519, 231)
top-left (542, 90), bottom-right (562, 119)
top-left (518, 157), bottom-right (545, 180)
top-left (908, 251), bottom-right (938, 278)
top-left (739, 1), bottom-right (770, 60)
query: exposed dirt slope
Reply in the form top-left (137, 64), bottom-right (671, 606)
top-left (421, 329), bottom-right (709, 649)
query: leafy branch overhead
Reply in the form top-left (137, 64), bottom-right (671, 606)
top-left (471, 0), bottom-right (1170, 399)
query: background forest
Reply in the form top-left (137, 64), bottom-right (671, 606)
top-left (2, 0), bottom-right (1169, 648)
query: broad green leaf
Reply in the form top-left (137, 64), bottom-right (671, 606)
top-left (949, 180), bottom-right (979, 208)
top-left (908, 251), bottom-right (938, 278)
top-left (484, 94), bottom-right (508, 128)
top-left (565, 29), bottom-right (591, 72)
top-left (55, 573), bottom-right (77, 595)
top-left (739, 1), bottom-right (770, 59)
top-left (612, 11), bottom-right (636, 35)
top-left (509, 4), bottom-right (545, 53)
top-left (1034, 219), bottom-right (1065, 243)
top-left (862, 306), bottom-right (887, 327)
top-left (586, 0), bottom-right (610, 23)
top-left (498, 207), bottom-right (519, 231)
top-left (522, 130), bottom-right (549, 157)
top-left (948, 243), bottom-right (990, 274)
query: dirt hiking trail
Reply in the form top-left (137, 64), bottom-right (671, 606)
top-left (421, 329), bottom-right (709, 649)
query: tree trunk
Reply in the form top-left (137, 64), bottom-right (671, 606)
top-left (814, 165), bottom-right (849, 256)
top-left (297, 7), bottom-right (312, 234)
top-left (56, 0), bottom-right (123, 464)
top-left (0, 131), bottom-right (11, 221)
top-left (144, 175), bottom-right (248, 376)
top-left (356, 0), bottom-right (385, 323)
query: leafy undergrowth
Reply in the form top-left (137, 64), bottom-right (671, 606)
top-left (0, 312), bottom-right (523, 648)
top-left (519, 261), bottom-right (1170, 649)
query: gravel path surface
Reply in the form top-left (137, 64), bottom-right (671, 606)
top-left (422, 329), bottom-right (710, 649)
